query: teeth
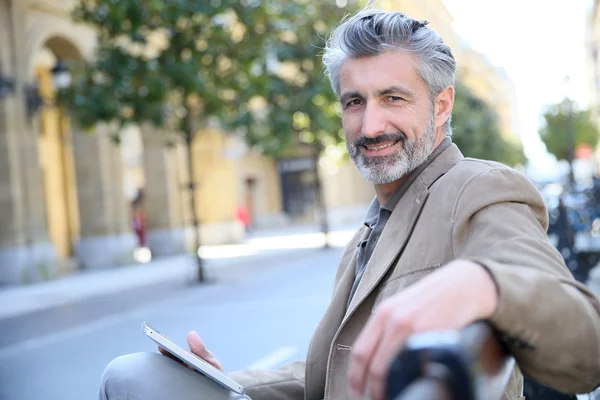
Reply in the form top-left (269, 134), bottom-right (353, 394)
top-left (366, 142), bottom-right (394, 151)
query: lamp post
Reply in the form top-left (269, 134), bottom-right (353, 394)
top-left (26, 59), bottom-right (71, 116)
top-left (51, 60), bottom-right (72, 92)
top-left (0, 76), bottom-right (15, 98)
top-left (563, 76), bottom-right (576, 188)
top-left (312, 146), bottom-right (330, 249)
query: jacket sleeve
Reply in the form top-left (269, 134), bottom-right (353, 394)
top-left (229, 361), bottom-right (305, 400)
top-left (451, 167), bottom-right (600, 393)
top-left (226, 227), bottom-right (365, 400)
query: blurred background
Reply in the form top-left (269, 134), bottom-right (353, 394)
top-left (1, 0), bottom-right (600, 399)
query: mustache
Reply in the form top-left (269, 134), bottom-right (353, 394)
top-left (353, 132), bottom-right (407, 148)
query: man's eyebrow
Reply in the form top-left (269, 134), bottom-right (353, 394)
top-left (339, 91), bottom-right (363, 104)
top-left (377, 86), bottom-right (415, 99)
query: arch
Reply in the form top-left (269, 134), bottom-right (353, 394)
top-left (25, 12), bottom-right (96, 80)
top-left (44, 35), bottom-right (84, 60)
top-left (25, 15), bottom-right (95, 262)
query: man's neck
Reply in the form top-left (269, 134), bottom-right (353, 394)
top-left (374, 178), bottom-right (406, 205)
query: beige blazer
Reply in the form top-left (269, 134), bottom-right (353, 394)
top-left (231, 144), bottom-right (600, 399)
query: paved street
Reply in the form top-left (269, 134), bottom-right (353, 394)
top-left (0, 246), bottom-right (344, 400)
top-left (1, 227), bottom-right (600, 400)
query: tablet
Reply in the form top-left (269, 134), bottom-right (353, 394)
top-left (141, 321), bottom-right (246, 395)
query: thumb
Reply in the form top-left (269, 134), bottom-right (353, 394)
top-left (187, 331), bottom-right (209, 358)
top-left (187, 331), bottom-right (224, 371)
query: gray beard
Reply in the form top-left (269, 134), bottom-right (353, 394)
top-left (347, 114), bottom-right (436, 185)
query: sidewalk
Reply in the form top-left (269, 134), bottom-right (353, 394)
top-left (4, 223), bottom-right (599, 323)
top-left (0, 227), bottom-right (357, 321)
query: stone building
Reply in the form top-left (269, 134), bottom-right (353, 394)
top-left (0, 0), bottom-right (520, 285)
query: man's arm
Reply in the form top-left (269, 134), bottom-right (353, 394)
top-left (227, 228), bottom-right (365, 400)
top-left (348, 167), bottom-right (600, 400)
top-left (452, 167), bottom-right (600, 393)
top-left (166, 331), bottom-right (305, 399)
top-left (229, 361), bottom-right (305, 400)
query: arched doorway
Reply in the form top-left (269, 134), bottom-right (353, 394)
top-left (31, 37), bottom-right (83, 271)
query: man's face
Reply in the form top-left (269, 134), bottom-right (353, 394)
top-left (339, 51), bottom-right (440, 184)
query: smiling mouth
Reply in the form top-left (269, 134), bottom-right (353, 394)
top-left (363, 139), bottom-right (401, 152)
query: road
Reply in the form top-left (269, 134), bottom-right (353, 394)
top-left (0, 247), bottom-right (344, 400)
top-left (2, 239), bottom-right (599, 400)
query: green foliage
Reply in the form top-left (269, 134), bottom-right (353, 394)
top-left (60, 0), bottom-right (361, 155)
top-left (63, 0), bottom-right (521, 167)
top-left (539, 101), bottom-right (599, 162)
top-left (452, 79), bottom-right (526, 166)
top-left (230, 1), bottom-right (362, 157)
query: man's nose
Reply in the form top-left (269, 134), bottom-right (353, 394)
top-left (361, 103), bottom-right (387, 139)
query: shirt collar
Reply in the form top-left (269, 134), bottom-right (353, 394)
top-left (363, 196), bottom-right (381, 228)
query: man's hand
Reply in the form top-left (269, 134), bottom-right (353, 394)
top-left (159, 331), bottom-right (224, 371)
top-left (347, 260), bottom-right (499, 400)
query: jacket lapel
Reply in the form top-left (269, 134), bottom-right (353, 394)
top-left (343, 144), bottom-right (464, 322)
top-left (344, 180), bottom-right (429, 319)
top-left (305, 225), bottom-right (367, 400)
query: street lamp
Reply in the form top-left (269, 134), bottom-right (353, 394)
top-left (51, 60), bottom-right (72, 91)
top-left (26, 59), bottom-right (71, 117)
top-left (561, 75), bottom-right (577, 188)
top-left (0, 76), bottom-right (15, 98)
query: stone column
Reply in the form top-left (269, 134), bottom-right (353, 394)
top-left (0, 1), bottom-right (56, 285)
top-left (71, 124), bottom-right (136, 269)
top-left (141, 126), bottom-right (186, 256)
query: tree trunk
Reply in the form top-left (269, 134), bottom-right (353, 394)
top-left (184, 107), bottom-right (204, 282)
top-left (312, 145), bottom-right (329, 248)
top-left (566, 99), bottom-right (576, 188)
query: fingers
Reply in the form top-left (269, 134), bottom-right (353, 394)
top-left (349, 303), bottom-right (412, 400)
top-left (159, 346), bottom-right (197, 371)
top-left (158, 346), bottom-right (176, 360)
top-left (187, 331), bottom-right (209, 358)
top-left (366, 316), bottom-right (412, 400)
top-left (158, 332), bottom-right (224, 372)
top-left (187, 331), bottom-right (224, 371)
top-left (348, 307), bottom-right (387, 398)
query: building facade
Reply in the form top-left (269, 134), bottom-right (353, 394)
top-left (0, 0), bottom-right (522, 285)
top-left (585, 0), bottom-right (600, 174)
top-left (588, 0), bottom-right (600, 123)
top-left (0, 0), bottom-right (251, 284)
top-left (459, 48), bottom-right (521, 141)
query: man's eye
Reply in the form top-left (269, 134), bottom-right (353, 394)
top-left (346, 99), bottom-right (362, 107)
top-left (387, 96), bottom-right (403, 102)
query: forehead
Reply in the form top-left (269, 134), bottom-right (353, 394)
top-left (339, 51), bottom-right (426, 96)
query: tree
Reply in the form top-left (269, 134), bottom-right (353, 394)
top-left (225, 0), bottom-right (363, 244)
top-left (60, 0), bottom-right (362, 276)
top-left (229, 2), bottom-right (360, 154)
top-left (539, 100), bottom-right (599, 163)
top-left (452, 79), bottom-right (526, 167)
top-left (60, 0), bottom-right (300, 281)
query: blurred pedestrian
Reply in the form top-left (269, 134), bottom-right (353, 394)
top-left (100, 7), bottom-right (600, 400)
top-left (593, 176), bottom-right (600, 205)
top-left (235, 204), bottom-right (251, 232)
top-left (131, 189), bottom-right (148, 249)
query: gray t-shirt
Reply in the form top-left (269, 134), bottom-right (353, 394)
top-left (346, 137), bottom-right (452, 309)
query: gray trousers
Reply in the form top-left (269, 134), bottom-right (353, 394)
top-left (99, 352), bottom-right (250, 400)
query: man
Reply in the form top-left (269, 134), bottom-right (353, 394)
top-left (100, 8), bottom-right (600, 400)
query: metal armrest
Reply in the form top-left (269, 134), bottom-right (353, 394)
top-left (386, 322), bottom-right (515, 400)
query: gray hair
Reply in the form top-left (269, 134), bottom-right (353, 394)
top-left (323, 8), bottom-right (456, 134)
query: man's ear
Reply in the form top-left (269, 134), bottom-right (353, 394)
top-left (435, 85), bottom-right (454, 130)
